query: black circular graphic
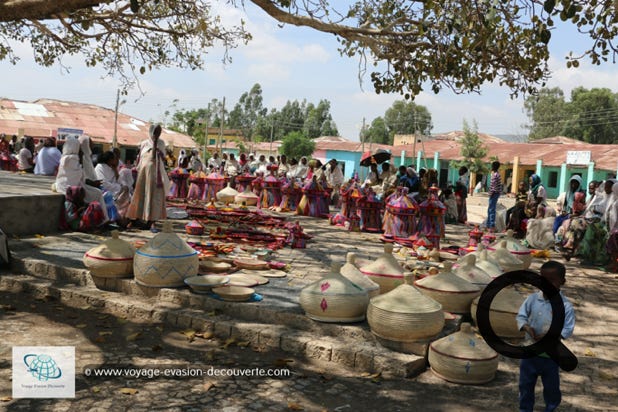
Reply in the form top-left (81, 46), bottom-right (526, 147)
top-left (475, 270), bottom-right (578, 372)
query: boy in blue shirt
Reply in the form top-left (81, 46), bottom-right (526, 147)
top-left (516, 261), bottom-right (575, 412)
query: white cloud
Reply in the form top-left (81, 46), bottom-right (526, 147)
top-left (246, 63), bottom-right (290, 81)
top-left (546, 57), bottom-right (618, 96)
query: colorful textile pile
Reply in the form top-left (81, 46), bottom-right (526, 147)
top-left (418, 186), bottom-right (447, 249)
top-left (382, 187), bottom-right (418, 240)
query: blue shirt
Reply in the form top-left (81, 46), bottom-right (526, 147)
top-left (516, 291), bottom-right (575, 344)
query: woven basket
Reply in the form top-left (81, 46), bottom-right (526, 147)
top-left (235, 187), bottom-right (259, 206)
top-left (185, 220), bottom-right (204, 236)
top-left (429, 323), bottom-right (499, 384)
top-left (471, 286), bottom-right (526, 339)
top-left (488, 229), bottom-right (532, 269)
top-left (299, 263), bottom-right (369, 323)
top-left (487, 241), bottom-right (525, 272)
top-left (340, 253), bottom-right (380, 298)
top-left (233, 258), bottom-right (270, 270)
top-left (367, 283), bottom-right (444, 342)
top-left (414, 262), bottom-right (480, 314)
top-left (134, 221), bottom-right (199, 287)
top-left (217, 183), bottom-right (239, 203)
top-left (360, 243), bottom-right (405, 294)
top-left (83, 230), bottom-right (135, 278)
top-left (454, 254), bottom-right (493, 288)
top-left (476, 249), bottom-right (503, 278)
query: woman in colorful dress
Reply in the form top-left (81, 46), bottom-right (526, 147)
top-left (63, 185), bottom-right (105, 231)
top-left (553, 175), bottom-right (584, 235)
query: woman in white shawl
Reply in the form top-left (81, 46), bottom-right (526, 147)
top-left (605, 181), bottom-right (618, 272)
top-left (54, 137), bottom-right (109, 222)
top-left (579, 180), bottom-right (614, 265)
top-left (126, 124), bottom-right (170, 230)
top-left (78, 135), bottom-right (98, 182)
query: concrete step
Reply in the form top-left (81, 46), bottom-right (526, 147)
top-left (4, 255), bottom-right (463, 378)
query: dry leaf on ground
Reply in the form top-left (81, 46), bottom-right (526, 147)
top-left (274, 358), bottom-right (294, 367)
top-left (222, 337), bottom-right (236, 349)
top-left (119, 388), bottom-right (138, 395)
top-left (91, 387), bottom-right (101, 393)
top-left (0, 396), bottom-right (12, 402)
top-left (76, 324), bottom-right (87, 329)
top-left (126, 332), bottom-right (142, 342)
top-left (584, 348), bottom-right (596, 357)
top-left (195, 331), bottom-right (214, 339)
top-left (203, 381), bottom-right (216, 392)
top-left (287, 402), bottom-right (304, 411)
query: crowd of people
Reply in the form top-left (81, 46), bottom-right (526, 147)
top-left (2, 131), bottom-right (617, 272)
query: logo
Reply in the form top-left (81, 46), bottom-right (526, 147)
top-left (12, 346), bottom-right (75, 398)
top-left (24, 353), bottom-right (62, 381)
top-left (475, 270), bottom-right (578, 372)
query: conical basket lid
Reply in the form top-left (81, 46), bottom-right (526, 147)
top-left (137, 221), bottom-right (197, 258)
top-left (415, 262), bottom-right (479, 293)
top-left (302, 263), bottom-right (367, 296)
top-left (491, 241), bottom-right (525, 269)
top-left (476, 250), bottom-right (503, 278)
top-left (473, 286), bottom-right (526, 313)
top-left (370, 283), bottom-right (442, 313)
top-left (491, 229), bottom-right (531, 254)
top-left (360, 244), bottom-right (403, 277)
top-left (341, 253), bottom-right (379, 291)
top-left (236, 187), bottom-right (258, 199)
top-left (85, 230), bottom-right (135, 260)
top-left (454, 255), bottom-right (493, 285)
top-left (430, 323), bottom-right (497, 360)
top-left (217, 183), bottom-right (239, 198)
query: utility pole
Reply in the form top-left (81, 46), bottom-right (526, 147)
top-left (360, 117), bottom-right (366, 182)
top-left (112, 89), bottom-right (120, 149)
top-left (218, 97), bottom-right (225, 154)
top-left (202, 106), bottom-right (210, 160)
top-left (269, 120), bottom-right (274, 156)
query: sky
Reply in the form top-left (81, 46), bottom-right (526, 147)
top-left (1, 2), bottom-right (617, 142)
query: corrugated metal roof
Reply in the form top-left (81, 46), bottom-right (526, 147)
top-left (392, 140), bottom-right (618, 170)
top-left (0, 98), bottom-right (196, 149)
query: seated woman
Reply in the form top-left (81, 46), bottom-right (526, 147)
top-left (95, 150), bottom-right (130, 220)
top-left (63, 186), bottom-right (105, 232)
top-left (506, 181), bottom-right (528, 238)
top-left (556, 191), bottom-right (587, 260)
top-left (605, 181), bottom-right (618, 272)
top-left (553, 175), bottom-right (584, 234)
top-left (55, 138), bottom-right (109, 223)
top-left (579, 180), bottom-right (613, 265)
top-left (525, 174), bottom-right (547, 218)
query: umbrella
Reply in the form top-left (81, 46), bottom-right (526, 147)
top-left (360, 149), bottom-right (392, 167)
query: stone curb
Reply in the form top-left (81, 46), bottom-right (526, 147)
top-left (0, 270), bottom-right (428, 378)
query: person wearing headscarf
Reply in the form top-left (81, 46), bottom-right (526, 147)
top-left (62, 186), bottom-right (106, 231)
top-left (294, 157), bottom-right (309, 180)
top-left (557, 191), bottom-right (587, 260)
top-left (604, 181), bottom-right (618, 272)
top-left (189, 148), bottom-right (202, 172)
top-left (34, 138), bottom-right (61, 176)
top-left (553, 175), bottom-right (584, 235)
top-left (177, 149), bottom-right (187, 168)
top-left (126, 124), bottom-right (170, 231)
top-left (576, 180), bottom-right (614, 265)
top-left (54, 137), bottom-right (109, 222)
top-left (525, 174), bottom-right (547, 218)
top-left (78, 135), bottom-right (98, 182)
top-left (208, 151), bottom-right (221, 172)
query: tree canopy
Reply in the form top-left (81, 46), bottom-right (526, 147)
top-left (525, 86), bottom-right (618, 143)
top-left (279, 131), bottom-right (316, 159)
top-left (1, 1), bottom-right (617, 97)
top-left (449, 120), bottom-right (489, 175)
top-left (362, 100), bottom-right (432, 145)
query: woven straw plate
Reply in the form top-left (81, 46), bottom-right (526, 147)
top-left (184, 275), bottom-right (230, 293)
top-left (230, 271), bottom-right (269, 285)
top-left (212, 286), bottom-right (255, 302)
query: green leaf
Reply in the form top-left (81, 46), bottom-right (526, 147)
top-left (139, 66), bottom-right (146, 75)
top-left (543, 0), bottom-right (556, 14)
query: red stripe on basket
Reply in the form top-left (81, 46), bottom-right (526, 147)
top-left (84, 253), bottom-right (132, 262)
top-left (360, 271), bottom-right (404, 279)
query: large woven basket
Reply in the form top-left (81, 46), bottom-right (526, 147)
top-left (83, 230), bottom-right (135, 278)
top-left (471, 286), bottom-right (526, 339)
top-left (134, 221), bottom-right (199, 287)
top-left (235, 187), bottom-right (259, 206)
top-left (367, 283), bottom-right (444, 342)
top-left (340, 253), bottom-right (380, 298)
top-left (488, 229), bottom-right (532, 269)
top-left (360, 243), bottom-right (405, 294)
top-left (217, 183), bottom-right (239, 203)
top-left (414, 262), bottom-right (480, 314)
top-left (299, 262), bottom-right (369, 323)
top-left (429, 323), bottom-right (499, 384)
top-left (475, 249), bottom-right (503, 278)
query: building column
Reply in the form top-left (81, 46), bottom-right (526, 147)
top-left (536, 159), bottom-right (542, 177)
top-left (433, 151), bottom-right (440, 183)
top-left (416, 150), bottom-right (423, 170)
top-left (511, 156), bottom-right (520, 194)
top-left (587, 161), bottom-right (595, 191)
top-left (559, 163), bottom-right (567, 193)
top-left (400, 150), bottom-right (405, 168)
